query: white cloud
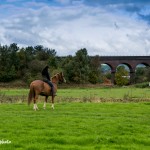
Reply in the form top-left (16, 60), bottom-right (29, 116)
top-left (0, 2), bottom-right (150, 56)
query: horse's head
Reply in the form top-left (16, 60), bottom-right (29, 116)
top-left (57, 72), bottom-right (66, 83)
top-left (52, 72), bottom-right (66, 84)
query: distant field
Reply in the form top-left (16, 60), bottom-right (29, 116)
top-left (0, 87), bottom-right (150, 103)
top-left (0, 102), bottom-right (150, 150)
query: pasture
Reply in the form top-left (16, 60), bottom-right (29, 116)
top-left (1, 87), bottom-right (150, 103)
top-left (0, 87), bottom-right (150, 149)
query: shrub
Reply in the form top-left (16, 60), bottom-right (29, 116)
top-left (134, 82), bottom-right (149, 88)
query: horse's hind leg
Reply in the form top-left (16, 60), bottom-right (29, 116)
top-left (33, 94), bottom-right (39, 111)
top-left (51, 96), bottom-right (55, 109)
top-left (43, 96), bottom-right (48, 109)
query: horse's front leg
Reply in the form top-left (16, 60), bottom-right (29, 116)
top-left (51, 96), bottom-right (55, 109)
top-left (43, 96), bottom-right (48, 109)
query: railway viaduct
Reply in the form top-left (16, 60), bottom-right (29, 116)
top-left (96, 56), bottom-right (150, 84)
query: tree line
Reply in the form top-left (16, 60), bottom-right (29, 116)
top-left (0, 43), bottom-right (150, 86)
top-left (0, 43), bottom-right (101, 85)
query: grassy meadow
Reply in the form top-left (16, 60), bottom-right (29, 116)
top-left (0, 102), bottom-right (150, 150)
top-left (0, 87), bottom-right (150, 149)
top-left (1, 87), bottom-right (150, 103)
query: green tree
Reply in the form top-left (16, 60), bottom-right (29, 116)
top-left (115, 66), bottom-right (129, 86)
top-left (62, 55), bottom-right (75, 83)
top-left (9, 43), bottom-right (20, 71)
top-left (34, 45), bottom-right (47, 60)
top-left (144, 67), bottom-right (150, 82)
top-left (74, 48), bottom-right (90, 83)
top-left (0, 44), bottom-right (18, 81)
top-left (63, 49), bottom-right (90, 84)
top-left (47, 49), bottom-right (57, 69)
top-left (25, 46), bottom-right (35, 62)
top-left (135, 67), bottom-right (145, 83)
top-left (89, 55), bottom-right (101, 84)
top-left (135, 66), bottom-right (150, 83)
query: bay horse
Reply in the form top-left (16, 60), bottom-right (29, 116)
top-left (28, 72), bottom-right (66, 110)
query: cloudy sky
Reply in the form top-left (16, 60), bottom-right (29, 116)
top-left (0, 0), bottom-right (150, 56)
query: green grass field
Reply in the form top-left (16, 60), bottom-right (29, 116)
top-left (1, 87), bottom-right (150, 103)
top-left (0, 87), bottom-right (150, 149)
top-left (0, 102), bottom-right (150, 150)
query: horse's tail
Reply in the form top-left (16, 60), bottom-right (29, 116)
top-left (28, 83), bottom-right (35, 105)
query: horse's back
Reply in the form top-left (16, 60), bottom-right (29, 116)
top-left (30, 80), bottom-right (51, 95)
top-left (30, 80), bottom-right (44, 86)
top-left (30, 80), bottom-right (44, 92)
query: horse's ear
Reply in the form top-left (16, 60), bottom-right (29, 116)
top-left (56, 73), bottom-right (59, 77)
top-left (55, 74), bottom-right (59, 79)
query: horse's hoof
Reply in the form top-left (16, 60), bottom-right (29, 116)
top-left (51, 104), bottom-right (54, 109)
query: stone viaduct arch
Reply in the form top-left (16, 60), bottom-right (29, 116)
top-left (97, 56), bottom-right (150, 84)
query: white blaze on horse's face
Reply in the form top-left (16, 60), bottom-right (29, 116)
top-left (63, 76), bottom-right (66, 83)
top-left (61, 72), bottom-right (66, 83)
